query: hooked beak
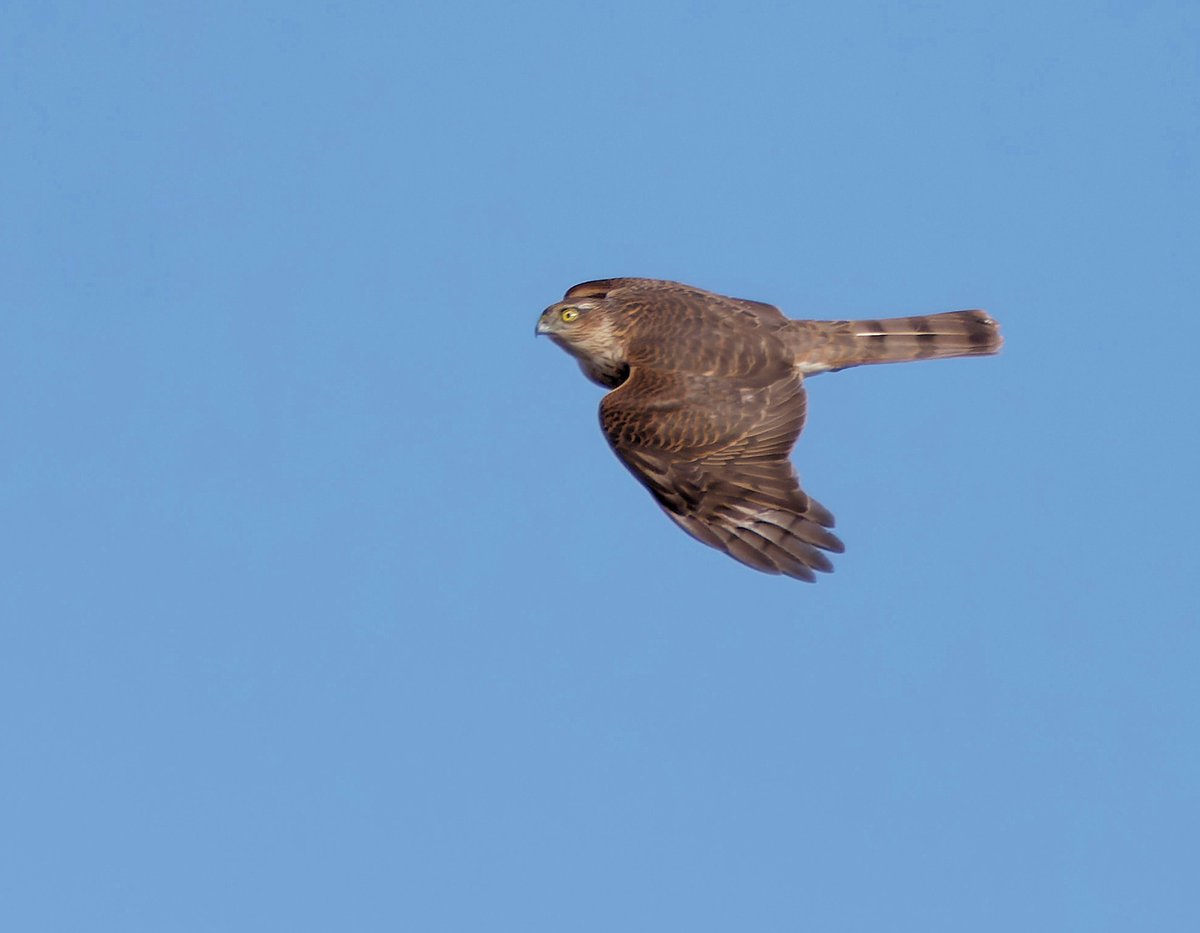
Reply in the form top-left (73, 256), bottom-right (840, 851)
top-left (535, 313), bottom-right (551, 336)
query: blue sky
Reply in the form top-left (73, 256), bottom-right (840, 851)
top-left (2, 1), bottom-right (1197, 929)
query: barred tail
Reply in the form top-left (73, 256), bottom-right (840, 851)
top-left (785, 310), bottom-right (1003, 375)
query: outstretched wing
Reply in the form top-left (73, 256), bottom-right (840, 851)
top-left (600, 366), bottom-right (844, 581)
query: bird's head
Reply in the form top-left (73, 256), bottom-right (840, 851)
top-left (535, 298), bottom-right (628, 387)
top-left (535, 299), bottom-right (602, 339)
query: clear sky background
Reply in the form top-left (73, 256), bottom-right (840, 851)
top-left (3, 2), bottom-right (1197, 930)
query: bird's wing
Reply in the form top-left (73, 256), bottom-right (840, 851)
top-left (600, 366), bottom-right (844, 581)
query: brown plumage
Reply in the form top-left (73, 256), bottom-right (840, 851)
top-left (536, 277), bottom-right (1002, 581)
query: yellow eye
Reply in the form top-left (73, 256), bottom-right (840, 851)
top-left (560, 307), bottom-right (580, 323)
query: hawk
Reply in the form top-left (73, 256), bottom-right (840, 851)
top-left (536, 278), bottom-right (1002, 581)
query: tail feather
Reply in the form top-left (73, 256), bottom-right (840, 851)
top-left (785, 310), bottom-right (1003, 374)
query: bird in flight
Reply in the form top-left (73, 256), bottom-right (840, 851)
top-left (536, 278), bottom-right (1002, 581)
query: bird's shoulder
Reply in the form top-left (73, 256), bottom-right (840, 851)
top-left (569, 279), bottom-right (791, 379)
top-left (567, 278), bottom-right (786, 329)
